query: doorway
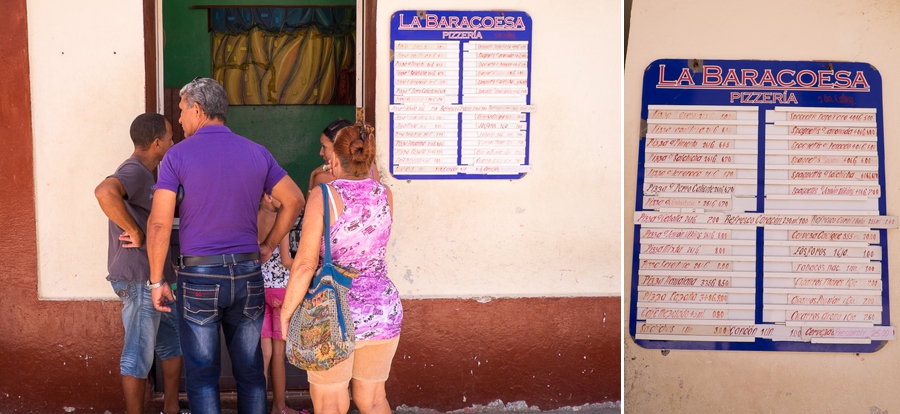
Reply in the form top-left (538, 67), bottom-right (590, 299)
top-left (143, 0), bottom-right (378, 394)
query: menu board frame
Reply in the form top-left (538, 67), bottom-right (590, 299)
top-left (389, 10), bottom-right (533, 180)
top-left (630, 58), bottom-right (892, 352)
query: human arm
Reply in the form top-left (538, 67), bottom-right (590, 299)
top-left (260, 175), bottom-right (305, 263)
top-left (147, 188), bottom-right (176, 312)
top-left (278, 234), bottom-right (292, 269)
top-left (307, 167), bottom-right (335, 195)
top-left (280, 186), bottom-right (325, 339)
top-left (307, 168), bottom-right (319, 195)
top-left (94, 177), bottom-right (144, 248)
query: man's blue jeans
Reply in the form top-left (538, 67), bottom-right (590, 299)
top-left (177, 260), bottom-right (266, 414)
top-left (110, 280), bottom-right (182, 378)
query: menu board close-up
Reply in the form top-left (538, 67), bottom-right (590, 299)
top-left (631, 59), bottom-right (897, 352)
top-left (389, 10), bottom-right (534, 180)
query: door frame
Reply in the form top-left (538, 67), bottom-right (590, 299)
top-left (140, 0), bottom-right (378, 395)
top-left (142, 0), bottom-right (377, 123)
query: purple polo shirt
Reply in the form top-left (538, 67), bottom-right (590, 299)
top-left (156, 125), bottom-right (287, 256)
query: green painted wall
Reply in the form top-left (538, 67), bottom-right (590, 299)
top-left (163, 0), bottom-right (355, 188)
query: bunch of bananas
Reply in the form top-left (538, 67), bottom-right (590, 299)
top-left (213, 26), bottom-right (355, 105)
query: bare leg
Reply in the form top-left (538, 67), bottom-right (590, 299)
top-left (122, 375), bottom-right (146, 414)
top-left (350, 380), bottom-right (391, 414)
top-left (262, 337), bottom-right (273, 387)
top-left (310, 382), bottom-right (351, 414)
top-left (161, 356), bottom-right (183, 414)
top-left (270, 339), bottom-right (298, 414)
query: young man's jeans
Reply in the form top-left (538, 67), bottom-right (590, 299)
top-left (110, 280), bottom-right (182, 378)
top-left (177, 260), bottom-right (266, 414)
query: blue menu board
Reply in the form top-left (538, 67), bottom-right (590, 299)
top-left (630, 59), bottom-right (897, 352)
top-left (389, 10), bottom-right (533, 180)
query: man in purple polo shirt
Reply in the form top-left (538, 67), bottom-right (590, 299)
top-left (146, 77), bottom-right (304, 414)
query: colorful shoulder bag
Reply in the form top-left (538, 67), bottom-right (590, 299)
top-left (286, 183), bottom-right (358, 371)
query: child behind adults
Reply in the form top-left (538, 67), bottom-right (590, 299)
top-left (258, 193), bottom-right (303, 414)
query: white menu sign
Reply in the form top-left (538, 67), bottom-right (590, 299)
top-left (390, 11), bottom-right (534, 179)
top-left (632, 59), bottom-right (896, 352)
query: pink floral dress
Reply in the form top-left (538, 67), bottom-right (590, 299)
top-left (324, 179), bottom-right (402, 340)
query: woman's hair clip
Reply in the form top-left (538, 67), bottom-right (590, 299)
top-left (358, 123), bottom-right (369, 142)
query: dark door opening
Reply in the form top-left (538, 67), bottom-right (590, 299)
top-left (145, 0), bottom-right (376, 396)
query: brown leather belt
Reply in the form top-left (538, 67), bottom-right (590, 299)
top-left (179, 252), bottom-right (260, 267)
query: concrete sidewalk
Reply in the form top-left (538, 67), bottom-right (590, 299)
top-left (393, 400), bottom-right (621, 414)
top-left (223, 402), bottom-right (621, 414)
top-left (215, 404), bottom-right (621, 414)
top-left (165, 392), bottom-right (621, 414)
top-left (214, 401), bottom-right (621, 414)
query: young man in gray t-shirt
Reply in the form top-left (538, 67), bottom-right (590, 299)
top-left (94, 113), bottom-right (182, 414)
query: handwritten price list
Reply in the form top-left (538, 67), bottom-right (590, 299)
top-left (764, 107), bottom-right (879, 211)
top-left (634, 211), bottom-right (897, 344)
top-left (390, 38), bottom-right (533, 178)
top-left (762, 107), bottom-right (885, 343)
top-left (634, 105), bottom-right (896, 345)
top-left (643, 105), bottom-right (760, 212)
top-left (637, 105), bottom-right (760, 341)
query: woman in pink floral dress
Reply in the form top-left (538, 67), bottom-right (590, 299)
top-left (281, 122), bottom-right (401, 414)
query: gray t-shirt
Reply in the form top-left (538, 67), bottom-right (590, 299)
top-left (106, 157), bottom-right (174, 283)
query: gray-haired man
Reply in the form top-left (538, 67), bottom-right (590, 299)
top-left (146, 78), bottom-right (304, 414)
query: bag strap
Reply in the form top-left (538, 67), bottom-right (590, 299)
top-left (320, 183), bottom-right (333, 264)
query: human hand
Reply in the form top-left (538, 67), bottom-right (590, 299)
top-left (119, 230), bottom-right (145, 248)
top-left (260, 242), bottom-right (273, 263)
top-left (312, 165), bottom-right (332, 180)
top-left (279, 312), bottom-right (291, 341)
top-left (151, 283), bottom-right (175, 312)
